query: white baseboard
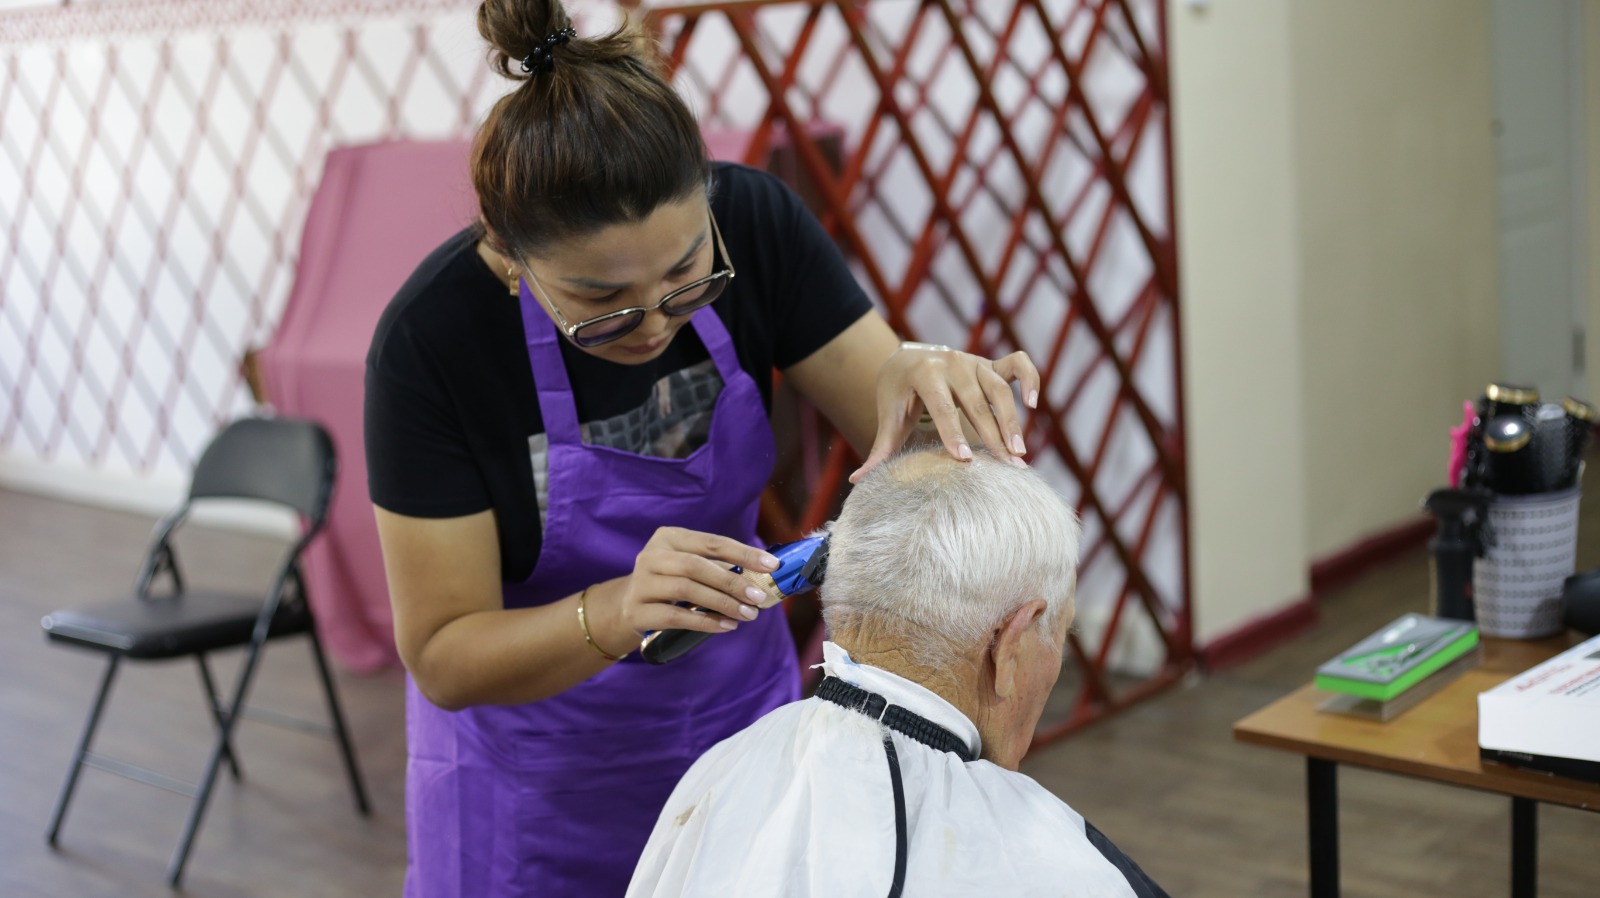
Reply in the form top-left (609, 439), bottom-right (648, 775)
top-left (0, 454), bottom-right (297, 539)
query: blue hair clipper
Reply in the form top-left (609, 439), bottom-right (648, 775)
top-left (639, 534), bottom-right (830, 665)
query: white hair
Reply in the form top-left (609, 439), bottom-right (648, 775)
top-left (821, 449), bottom-right (1081, 666)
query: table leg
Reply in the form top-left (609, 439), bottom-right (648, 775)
top-left (1308, 757), bottom-right (1339, 898)
top-left (1511, 796), bottom-right (1537, 898)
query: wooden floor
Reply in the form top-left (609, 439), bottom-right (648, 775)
top-left (2, 486), bottom-right (1598, 897)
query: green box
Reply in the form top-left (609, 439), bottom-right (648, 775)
top-left (1314, 614), bottom-right (1480, 702)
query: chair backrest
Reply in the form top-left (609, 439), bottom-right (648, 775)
top-left (187, 417), bottom-right (337, 526)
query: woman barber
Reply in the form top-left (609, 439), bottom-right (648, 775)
top-left (364, 1), bottom-right (1038, 894)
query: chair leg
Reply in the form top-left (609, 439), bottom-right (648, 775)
top-left (194, 654), bottom-right (243, 781)
top-left (166, 638), bottom-right (270, 888)
top-left (47, 655), bottom-right (120, 847)
top-left (307, 627), bottom-right (370, 816)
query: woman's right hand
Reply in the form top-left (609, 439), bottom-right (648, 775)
top-left (607, 527), bottom-right (781, 643)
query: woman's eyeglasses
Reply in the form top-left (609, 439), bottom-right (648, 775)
top-left (524, 212), bottom-right (734, 349)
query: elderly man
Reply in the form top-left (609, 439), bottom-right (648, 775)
top-left (627, 450), bottom-right (1169, 898)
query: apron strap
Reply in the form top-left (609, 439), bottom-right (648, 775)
top-left (687, 303), bottom-right (742, 386)
top-left (519, 278), bottom-right (582, 444)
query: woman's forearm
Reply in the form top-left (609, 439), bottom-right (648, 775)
top-left (409, 576), bottom-right (635, 709)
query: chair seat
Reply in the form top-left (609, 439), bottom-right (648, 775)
top-left (42, 592), bottom-right (313, 659)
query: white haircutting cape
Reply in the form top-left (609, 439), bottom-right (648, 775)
top-left (626, 642), bottom-right (1150, 898)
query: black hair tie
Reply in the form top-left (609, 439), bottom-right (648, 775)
top-left (520, 26), bottom-right (576, 75)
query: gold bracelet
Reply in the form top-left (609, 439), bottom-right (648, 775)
top-left (576, 587), bottom-right (624, 662)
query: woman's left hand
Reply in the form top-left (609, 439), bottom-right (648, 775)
top-left (850, 345), bottom-right (1040, 483)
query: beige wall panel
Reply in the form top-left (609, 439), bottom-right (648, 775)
top-left (1290, 1), bottom-right (1500, 560)
top-left (1169, 0), bottom-right (1310, 644)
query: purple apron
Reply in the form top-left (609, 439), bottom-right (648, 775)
top-left (402, 286), bottom-right (800, 897)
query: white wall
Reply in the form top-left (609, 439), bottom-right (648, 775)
top-left (0, 1), bottom-right (631, 517)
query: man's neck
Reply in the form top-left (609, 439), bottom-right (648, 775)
top-left (840, 635), bottom-right (1028, 770)
top-left (839, 639), bottom-right (980, 728)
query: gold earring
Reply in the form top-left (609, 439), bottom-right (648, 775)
top-left (507, 265), bottom-right (519, 295)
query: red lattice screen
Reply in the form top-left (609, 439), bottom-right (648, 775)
top-left (648, 0), bottom-right (1193, 743)
top-left (0, 0), bottom-right (1190, 739)
top-left (0, 0), bottom-right (508, 479)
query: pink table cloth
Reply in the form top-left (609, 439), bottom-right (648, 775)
top-left (258, 140), bottom-right (476, 671)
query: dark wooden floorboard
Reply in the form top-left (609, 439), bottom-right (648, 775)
top-left (4, 485), bottom-right (1598, 896)
top-left (0, 489), bottom-right (409, 898)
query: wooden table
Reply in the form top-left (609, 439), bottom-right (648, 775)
top-left (1234, 634), bottom-right (1600, 898)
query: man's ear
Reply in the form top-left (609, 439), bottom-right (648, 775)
top-left (989, 598), bottom-right (1049, 700)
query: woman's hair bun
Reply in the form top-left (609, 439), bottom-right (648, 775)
top-left (469, 0), bottom-right (705, 257)
top-left (477, 0), bottom-right (654, 80)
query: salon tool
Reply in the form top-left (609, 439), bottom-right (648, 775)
top-left (639, 534), bottom-right (830, 665)
top-left (1531, 403), bottom-right (1571, 493)
top-left (1422, 487), bottom-right (1490, 622)
top-left (1345, 629), bottom-right (1456, 678)
top-left (1485, 382), bottom-right (1540, 426)
top-left (1483, 414), bottom-right (1530, 452)
top-left (1563, 396), bottom-right (1595, 490)
top-left (1465, 386), bottom-right (1593, 494)
top-left (1483, 414), bottom-right (1536, 494)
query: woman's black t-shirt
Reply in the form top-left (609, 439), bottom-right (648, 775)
top-left (364, 163), bottom-right (874, 582)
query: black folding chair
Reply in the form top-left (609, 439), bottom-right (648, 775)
top-left (40, 416), bottom-right (369, 887)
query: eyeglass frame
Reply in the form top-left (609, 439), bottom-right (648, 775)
top-left (521, 211), bottom-right (735, 348)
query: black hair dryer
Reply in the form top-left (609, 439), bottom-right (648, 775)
top-left (1422, 488), bottom-right (1491, 622)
